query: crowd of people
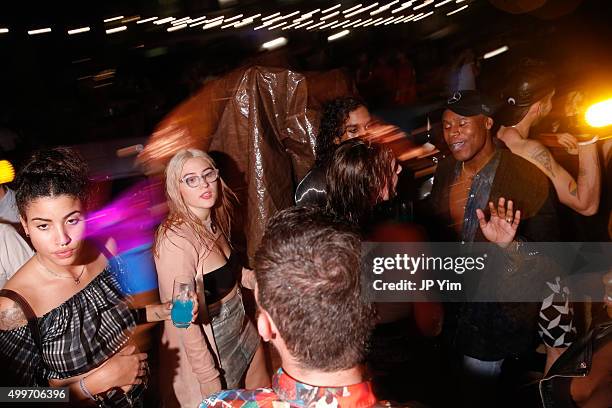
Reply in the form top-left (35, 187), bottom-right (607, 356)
top-left (0, 55), bottom-right (610, 408)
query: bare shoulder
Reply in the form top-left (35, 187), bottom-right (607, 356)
top-left (498, 127), bottom-right (524, 146)
top-left (0, 296), bottom-right (28, 331)
top-left (523, 137), bottom-right (547, 152)
top-left (2, 258), bottom-right (52, 315)
top-left (498, 126), bottom-right (522, 139)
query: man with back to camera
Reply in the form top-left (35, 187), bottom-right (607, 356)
top-left (425, 90), bottom-right (567, 406)
top-left (200, 206), bottom-right (382, 408)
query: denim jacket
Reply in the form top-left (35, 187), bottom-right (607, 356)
top-left (428, 147), bottom-right (559, 243)
top-left (427, 147), bottom-right (561, 360)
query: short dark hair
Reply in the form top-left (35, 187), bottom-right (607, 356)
top-left (15, 147), bottom-right (89, 217)
top-left (254, 206), bottom-right (375, 371)
top-left (315, 96), bottom-right (366, 167)
top-left (326, 139), bottom-right (396, 228)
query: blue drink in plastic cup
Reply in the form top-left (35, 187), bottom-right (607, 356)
top-left (171, 299), bottom-right (193, 328)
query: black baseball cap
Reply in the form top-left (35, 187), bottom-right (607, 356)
top-left (445, 90), bottom-right (495, 117)
top-left (496, 62), bottom-right (555, 126)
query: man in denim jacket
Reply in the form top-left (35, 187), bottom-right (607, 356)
top-left (426, 90), bottom-right (561, 406)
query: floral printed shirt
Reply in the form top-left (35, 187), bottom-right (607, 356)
top-left (200, 368), bottom-right (378, 408)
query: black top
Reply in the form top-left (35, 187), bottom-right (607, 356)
top-left (203, 252), bottom-right (239, 305)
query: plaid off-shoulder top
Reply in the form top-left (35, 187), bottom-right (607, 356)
top-left (0, 259), bottom-right (137, 386)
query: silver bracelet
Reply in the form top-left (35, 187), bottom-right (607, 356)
top-left (577, 135), bottom-right (599, 146)
top-left (79, 377), bottom-right (96, 401)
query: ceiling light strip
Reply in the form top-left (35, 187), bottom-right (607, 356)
top-left (104, 16), bottom-right (124, 23)
top-left (68, 27), bottom-right (90, 35)
top-left (346, 3), bottom-right (379, 18)
top-left (322, 4), bottom-right (342, 14)
top-left (106, 26), bottom-right (127, 34)
top-left (447, 4), bottom-right (468, 15)
top-left (343, 4), bottom-right (363, 14)
top-left (306, 21), bottom-right (327, 30)
top-left (137, 17), bottom-right (158, 24)
top-left (328, 29), bottom-right (350, 41)
top-left (414, 0), bottom-right (435, 10)
top-left (413, 10), bottom-right (434, 20)
top-left (262, 12), bottom-right (280, 21)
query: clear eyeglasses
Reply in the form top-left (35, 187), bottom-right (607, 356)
top-left (180, 169), bottom-right (220, 188)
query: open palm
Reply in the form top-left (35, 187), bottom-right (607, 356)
top-left (476, 197), bottom-right (521, 248)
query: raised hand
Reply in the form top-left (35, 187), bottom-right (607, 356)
top-left (555, 132), bottom-right (578, 155)
top-left (476, 197), bottom-right (521, 248)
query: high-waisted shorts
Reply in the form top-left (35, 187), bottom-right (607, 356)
top-left (210, 287), bottom-right (260, 388)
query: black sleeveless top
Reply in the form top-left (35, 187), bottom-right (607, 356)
top-left (203, 252), bottom-right (239, 305)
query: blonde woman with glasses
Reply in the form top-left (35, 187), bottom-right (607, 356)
top-left (154, 149), bottom-right (268, 407)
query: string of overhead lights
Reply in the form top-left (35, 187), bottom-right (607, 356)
top-left (0, 0), bottom-right (474, 49)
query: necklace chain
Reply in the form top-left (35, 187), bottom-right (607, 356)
top-left (36, 256), bottom-right (86, 285)
top-left (204, 219), bottom-right (217, 234)
top-left (461, 150), bottom-right (497, 179)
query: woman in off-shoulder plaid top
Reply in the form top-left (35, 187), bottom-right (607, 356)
top-left (0, 147), bottom-right (168, 407)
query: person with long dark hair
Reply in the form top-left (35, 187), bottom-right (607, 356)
top-left (325, 138), bottom-right (400, 230)
top-left (325, 138), bottom-right (445, 404)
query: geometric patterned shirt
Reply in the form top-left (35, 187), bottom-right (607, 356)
top-left (200, 368), bottom-right (379, 408)
top-left (538, 276), bottom-right (576, 348)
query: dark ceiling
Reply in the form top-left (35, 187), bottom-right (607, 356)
top-left (0, 0), bottom-right (610, 151)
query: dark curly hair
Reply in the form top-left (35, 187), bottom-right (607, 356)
top-left (326, 139), bottom-right (396, 228)
top-left (15, 147), bottom-right (90, 217)
top-left (315, 96), bottom-right (366, 167)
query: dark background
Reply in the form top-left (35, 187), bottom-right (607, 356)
top-left (0, 0), bottom-right (610, 156)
